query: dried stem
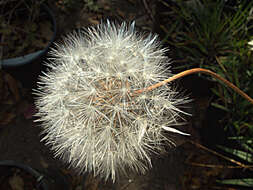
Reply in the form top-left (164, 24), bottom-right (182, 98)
top-left (134, 68), bottom-right (253, 105)
top-left (189, 140), bottom-right (253, 171)
top-left (187, 162), bottom-right (253, 169)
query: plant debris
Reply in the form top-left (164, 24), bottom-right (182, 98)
top-left (0, 1), bottom-right (53, 59)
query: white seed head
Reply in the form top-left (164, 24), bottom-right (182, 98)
top-left (249, 39), bottom-right (253, 50)
top-left (34, 20), bottom-right (190, 182)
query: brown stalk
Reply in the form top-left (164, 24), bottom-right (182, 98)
top-left (189, 140), bottom-right (253, 171)
top-left (187, 162), bottom-right (253, 169)
top-left (133, 68), bottom-right (253, 105)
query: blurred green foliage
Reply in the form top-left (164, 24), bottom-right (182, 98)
top-left (159, 0), bottom-right (253, 188)
top-left (211, 50), bottom-right (253, 136)
top-left (160, 0), bottom-right (253, 135)
top-left (160, 0), bottom-right (252, 68)
top-left (217, 136), bottom-right (253, 188)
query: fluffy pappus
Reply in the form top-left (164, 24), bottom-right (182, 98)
top-left (34, 20), bottom-right (190, 182)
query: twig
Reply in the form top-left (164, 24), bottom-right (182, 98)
top-left (189, 140), bottom-right (253, 171)
top-left (120, 179), bottom-right (133, 190)
top-left (215, 56), bottom-right (228, 74)
top-left (133, 68), bottom-right (253, 105)
top-left (142, 0), bottom-right (155, 22)
top-left (7, 0), bottom-right (24, 23)
top-left (187, 162), bottom-right (253, 169)
top-left (6, 24), bottom-right (43, 38)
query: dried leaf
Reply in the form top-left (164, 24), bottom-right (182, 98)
top-left (9, 174), bottom-right (24, 190)
top-left (88, 17), bottom-right (100, 25)
top-left (40, 157), bottom-right (49, 169)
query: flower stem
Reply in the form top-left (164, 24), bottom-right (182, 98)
top-left (134, 68), bottom-right (253, 105)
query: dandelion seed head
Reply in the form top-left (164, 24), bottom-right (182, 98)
top-left (35, 20), bottom-right (190, 182)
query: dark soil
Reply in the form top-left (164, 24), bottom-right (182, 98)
top-left (1, 2), bottom-right (54, 59)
